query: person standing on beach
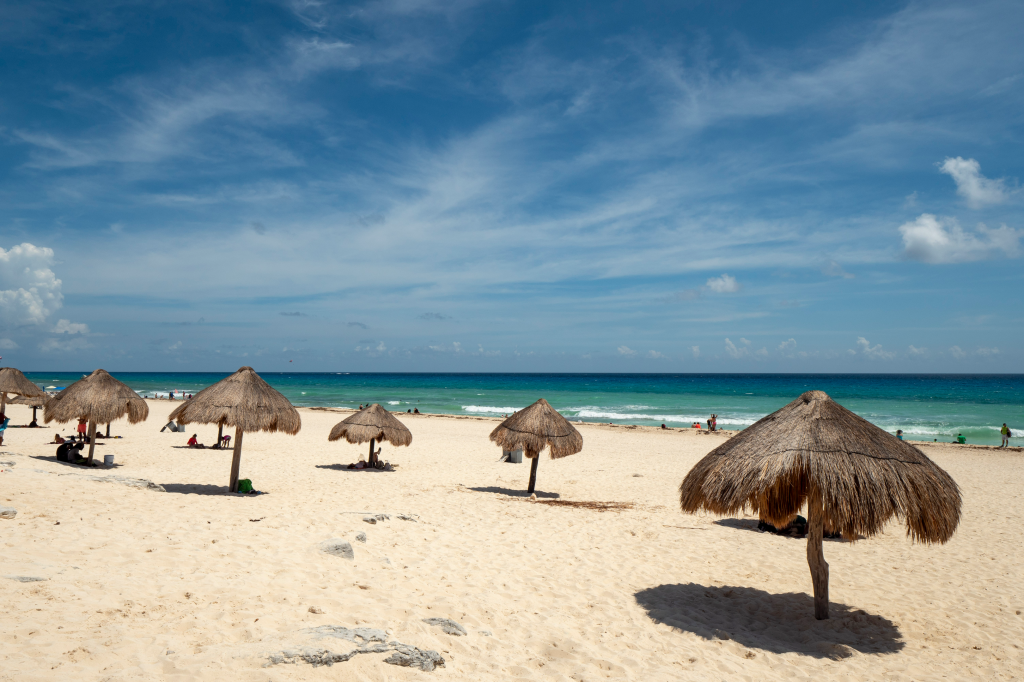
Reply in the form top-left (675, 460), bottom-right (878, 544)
top-left (1001, 423), bottom-right (1010, 447)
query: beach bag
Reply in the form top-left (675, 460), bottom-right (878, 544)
top-left (237, 479), bottom-right (253, 493)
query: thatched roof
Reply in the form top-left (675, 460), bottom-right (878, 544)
top-left (43, 369), bottom-right (149, 425)
top-left (0, 367), bottom-right (46, 399)
top-left (489, 398), bottom-right (583, 458)
top-left (679, 390), bottom-right (961, 543)
top-left (328, 404), bottom-right (412, 446)
top-left (10, 394), bottom-right (47, 407)
top-left (168, 366), bottom-right (300, 434)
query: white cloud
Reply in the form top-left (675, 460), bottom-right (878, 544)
top-left (908, 345), bottom-right (927, 356)
top-left (976, 347), bottom-right (1000, 356)
top-left (705, 274), bottom-right (740, 293)
top-left (949, 345), bottom-right (966, 359)
top-left (691, 346), bottom-right (700, 358)
top-left (821, 260), bottom-right (854, 279)
top-left (724, 338), bottom-right (750, 358)
top-left (52, 319), bottom-right (90, 334)
top-left (903, 191), bottom-right (918, 208)
top-left (0, 338), bottom-right (18, 349)
top-left (168, 340), bottom-right (182, 350)
top-left (40, 336), bottom-right (91, 353)
top-left (778, 338), bottom-right (796, 351)
top-left (617, 345), bottom-right (637, 356)
top-left (0, 243), bottom-right (63, 326)
top-left (855, 337), bottom-right (896, 360)
top-left (646, 350), bottom-right (665, 359)
top-left (755, 347), bottom-right (768, 357)
top-left (739, 338), bottom-right (751, 346)
top-left (939, 157), bottom-right (1009, 208)
top-left (899, 214), bottom-right (1021, 263)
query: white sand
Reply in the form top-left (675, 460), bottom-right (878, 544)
top-left (1, 400), bottom-right (1022, 680)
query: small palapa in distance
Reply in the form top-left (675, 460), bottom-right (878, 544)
top-left (169, 366), bottom-right (300, 492)
top-left (329, 403), bottom-right (411, 467)
top-left (43, 369), bottom-right (149, 463)
top-left (490, 398), bottom-right (583, 494)
top-left (678, 390), bottom-right (961, 619)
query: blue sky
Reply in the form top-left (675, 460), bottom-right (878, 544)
top-left (1, 0), bottom-right (1022, 372)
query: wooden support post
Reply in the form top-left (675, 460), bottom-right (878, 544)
top-left (527, 448), bottom-right (539, 494)
top-left (229, 427), bottom-right (244, 492)
top-left (0, 391), bottom-right (7, 414)
top-left (807, 488), bottom-right (830, 620)
top-left (105, 423), bottom-right (110, 438)
top-left (217, 422), bottom-right (223, 447)
top-left (86, 421), bottom-right (97, 464)
top-left (368, 438), bottom-right (376, 466)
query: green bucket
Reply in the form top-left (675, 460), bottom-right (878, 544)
top-left (236, 479), bottom-right (253, 493)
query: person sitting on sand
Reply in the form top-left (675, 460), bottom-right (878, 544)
top-left (0, 412), bottom-right (8, 446)
top-left (955, 433), bottom-right (966, 444)
top-left (56, 441), bottom-right (84, 463)
top-left (661, 423), bottom-right (667, 429)
top-left (187, 434), bottom-right (205, 449)
top-left (413, 408), bottom-right (420, 414)
top-left (896, 429), bottom-right (903, 440)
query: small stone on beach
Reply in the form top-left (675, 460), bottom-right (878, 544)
top-left (319, 539), bottom-right (354, 559)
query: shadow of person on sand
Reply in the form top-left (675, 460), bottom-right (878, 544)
top-left (635, 583), bottom-right (903, 659)
top-left (468, 486), bottom-right (560, 499)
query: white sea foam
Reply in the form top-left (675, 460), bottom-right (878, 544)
top-left (388, 401), bottom-right (401, 405)
top-left (462, 405), bottom-right (523, 414)
top-left (571, 408), bottom-right (756, 426)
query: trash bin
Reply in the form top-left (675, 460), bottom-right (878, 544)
top-left (103, 454), bottom-right (114, 466)
top-left (504, 448), bottom-right (523, 464)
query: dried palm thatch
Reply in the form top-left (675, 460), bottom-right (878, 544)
top-left (10, 394), bottom-right (46, 424)
top-left (10, 394), bottom-right (47, 407)
top-left (0, 367), bottom-right (46, 418)
top-left (490, 399), bottom-right (583, 494)
top-left (43, 369), bottom-right (149, 463)
top-left (168, 366), bottom-right (300, 492)
top-left (329, 404), bottom-right (411, 466)
top-left (679, 390), bottom-right (961, 620)
top-left (0, 367), bottom-right (46, 400)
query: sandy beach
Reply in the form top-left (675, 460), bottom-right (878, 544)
top-left (1, 399), bottom-right (1022, 681)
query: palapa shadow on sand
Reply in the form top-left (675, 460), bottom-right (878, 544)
top-left (635, 583), bottom-right (903, 659)
top-left (160, 483), bottom-right (235, 496)
top-left (28, 455), bottom-right (122, 469)
top-left (468, 486), bottom-right (560, 499)
top-left (315, 464), bottom-right (396, 473)
top-left (714, 518), bottom-right (854, 542)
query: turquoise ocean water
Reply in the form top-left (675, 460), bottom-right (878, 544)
top-left (23, 372), bottom-right (1024, 447)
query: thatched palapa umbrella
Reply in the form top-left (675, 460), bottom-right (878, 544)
top-left (490, 399), bottom-right (583, 494)
top-left (168, 367), bottom-right (300, 492)
top-left (329, 404), bottom-right (412, 466)
top-left (0, 367), bottom-right (46, 416)
top-left (43, 369), bottom-right (149, 463)
top-left (679, 390), bottom-right (961, 620)
top-left (11, 394), bottom-right (47, 424)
